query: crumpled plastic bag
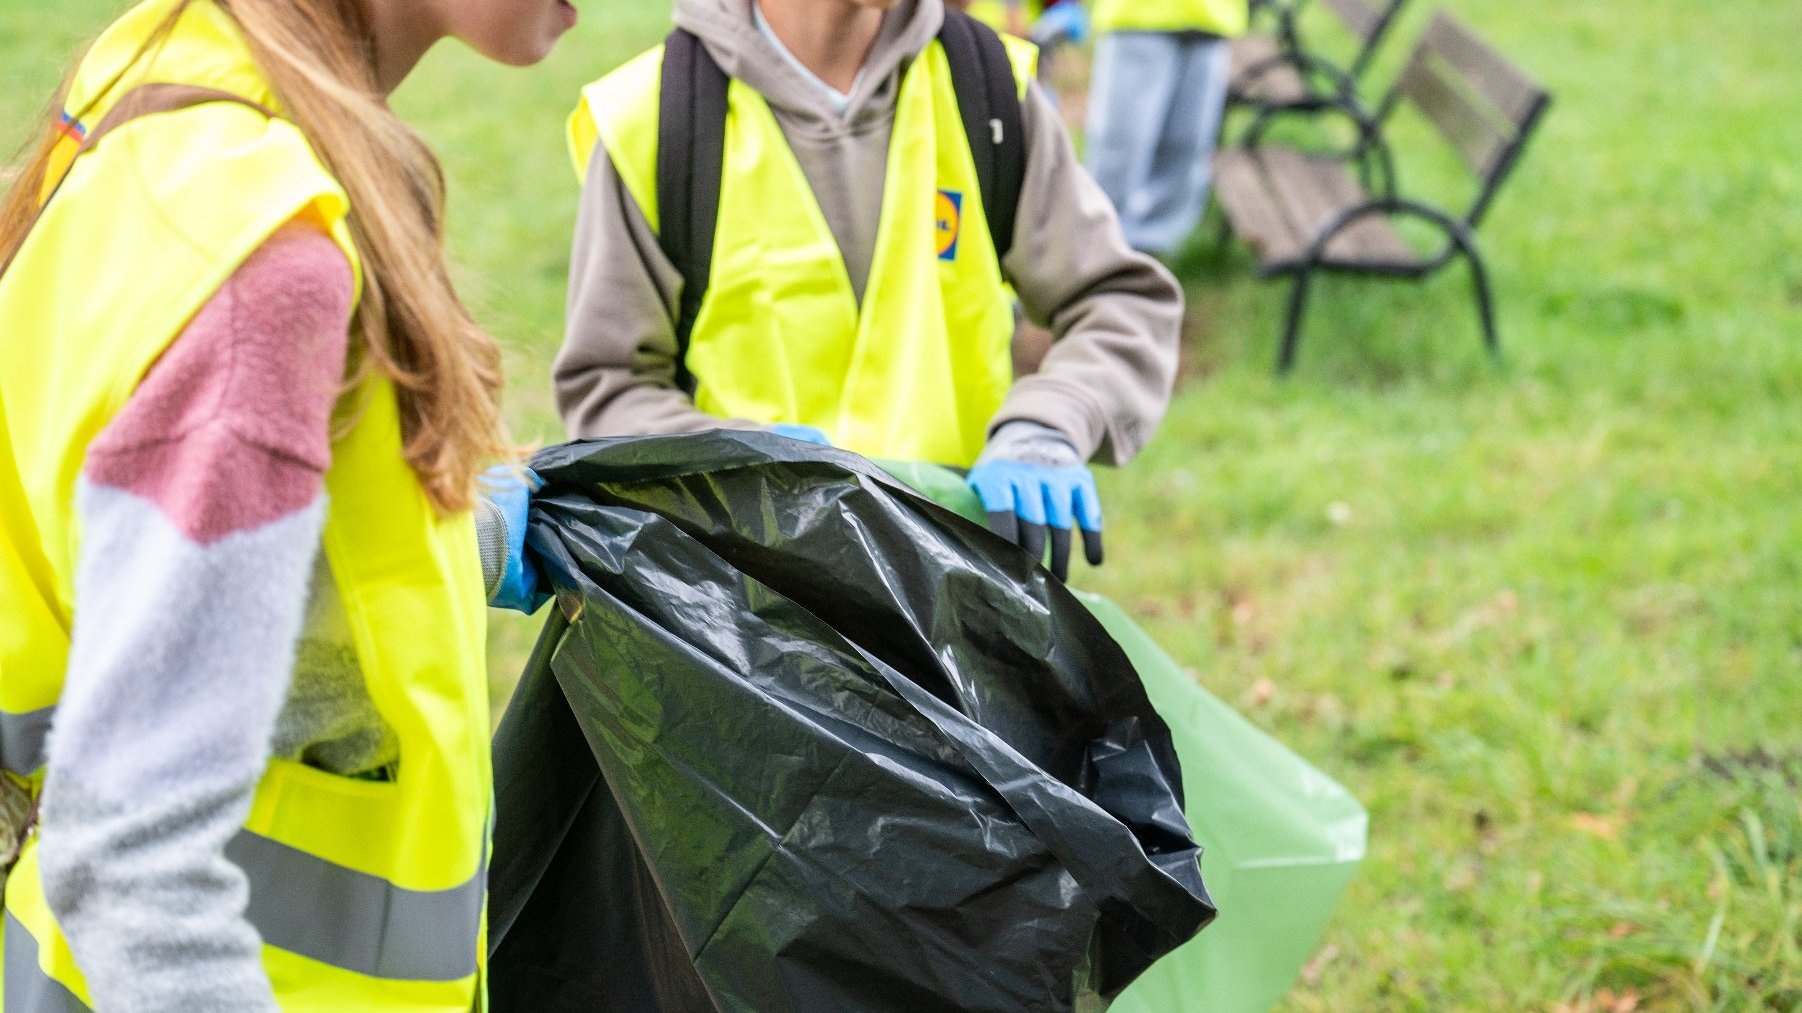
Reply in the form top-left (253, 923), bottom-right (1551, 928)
top-left (488, 432), bottom-right (1215, 1013)
top-left (882, 461), bottom-right (1370, 1013)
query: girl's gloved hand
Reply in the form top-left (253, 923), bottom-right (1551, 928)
top-left (769, 423), bottom-right (833, 446)
top-left (478, 465), bottom-right (550, 614)
top-left (966, 421), bottom-right (1104, 583)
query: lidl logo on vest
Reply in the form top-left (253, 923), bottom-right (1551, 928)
top-left (45, 112), bottom-right (87, 199)
top-left (935, 189), bottom-right (963, 262)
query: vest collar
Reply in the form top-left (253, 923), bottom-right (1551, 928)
top-left (68, 0), bottom-right (280, 127)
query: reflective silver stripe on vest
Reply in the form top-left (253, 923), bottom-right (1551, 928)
top-left (0, 707), bottom-right (56, 776)
top-left (227, 830), bottom-right (483, 982)
top-left (4, 913), bottom-right (90, 1012)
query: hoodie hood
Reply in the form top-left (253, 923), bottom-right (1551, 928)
top-left (673, 0), bottom-right (945, 136)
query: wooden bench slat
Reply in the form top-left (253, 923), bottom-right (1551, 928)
top-left (1215, 150), bottom-right (1297, 263)
top-left (1320, 0), bottom-right (1385, 44)
top-left (1262, 149), bottom-right (1346, 240)
top-left (1229, 35), bottom-right (1311, 105)
top-left (1239, 65), bottom-right (1311, 106)
top-left (1421, 10), bottom-right (1545, 127)
top-left (1395, 52), bottom-right (1513, 176)
top-left (1216, 149), bottom-right (1420, 270)
top-left (1261, 151), bottom-right (1417, 265)
top-left (1230, 33), bottom-right (1282, 76)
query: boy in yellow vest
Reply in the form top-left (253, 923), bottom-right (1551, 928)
top-left (555, 0), bottom-right (1181, 581)
top-left (1086, 0), bottom-right (1248, 255)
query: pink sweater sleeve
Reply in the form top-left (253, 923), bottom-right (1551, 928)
top-left (38, 224), bottom-right (355, 1013)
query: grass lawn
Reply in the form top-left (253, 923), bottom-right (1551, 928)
top-left (5, 0), bottom-right (1800, 1008)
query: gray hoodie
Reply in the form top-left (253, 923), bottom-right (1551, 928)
top-left (554, 0), bottom-right (1183, 465)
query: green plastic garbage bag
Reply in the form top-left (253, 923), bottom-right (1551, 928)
top-left (881, 461), bottom-right (1370, 1013)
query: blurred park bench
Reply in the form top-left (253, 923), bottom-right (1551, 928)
top-left (1213, 9), bottom-right (1550, 371)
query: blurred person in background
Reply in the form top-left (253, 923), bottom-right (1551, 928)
top-left (0, 0), bottom-right (561, 1007)
top-left (958, 0), bottom-right (1033, 37)
top-left (554, 0), bottom-right (1183, 582)
top-left (955, 0), bottom-right (1090, 94)
top-left (1085, 0), bottom-right (1248, 256)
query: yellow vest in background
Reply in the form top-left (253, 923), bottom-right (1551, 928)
top-left (1092, 0), bottom-right (1250, 37)
top-left (0, 2), bottom-right (492, 1008)
top-left (967, 0), bottom-right (1044, 35)
top-left (570, 36), bottom-right (1037, 468)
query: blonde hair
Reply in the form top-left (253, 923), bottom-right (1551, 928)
top-left (0, 0), bottom-right (509, 514)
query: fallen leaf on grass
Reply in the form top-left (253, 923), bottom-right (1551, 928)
top-left (1442, 858), bottom-right (1479, 893)
top-left (1247, 678), bottom-right (1276, 708)
top-left (1553, 988), bottom-right (1642, 1013)
top-left (1299, 943), bottom-right (1339, 987)
top-left (1607, 920), bottom-right (1640, 939)
top-left (1430, 589), bottom-right (1523, 650)
top-left (1596, 987), bottom-right (1641, 1012)
top-left (1571, 813), bottom-right (1620, 841)
top-left (1610, 777), bottom-right (1640, 810)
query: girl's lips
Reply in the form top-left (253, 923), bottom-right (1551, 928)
top-left (556, 0), bottom-right (578, 28)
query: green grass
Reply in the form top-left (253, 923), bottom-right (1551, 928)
top-left (5, 0), bottom-right (1800, 1008)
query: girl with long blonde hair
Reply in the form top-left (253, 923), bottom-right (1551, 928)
top-left (0, 0), bottom-right (573, 1007)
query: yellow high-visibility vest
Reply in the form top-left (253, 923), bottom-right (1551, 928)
top-left (1091, 0), bottom-right (1249, 37)
top-left (967, 0), bottom-right (1044, 36)
top-left (0, 2), bottom-right (491, 1008)
top-left (569, 35), bottom-right (1038, 468)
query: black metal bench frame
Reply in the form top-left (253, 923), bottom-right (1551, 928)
top-left (1217, 10), bottom-right (1551, 373)
top-left (1228, 0), bottom-right (1411, 128)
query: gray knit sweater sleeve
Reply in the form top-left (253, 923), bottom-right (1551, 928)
top-left (36, 227), bottom-right (353, 1012)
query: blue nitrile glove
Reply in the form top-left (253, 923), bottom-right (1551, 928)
top-left (966, 421), bottom-right (1104, 583)
top-left (770, 423), bottom-right (833, 447)
top-left (1032, 1), bottom-right (1091, 47)
top-left (478, 465), bottom-right (549, 614)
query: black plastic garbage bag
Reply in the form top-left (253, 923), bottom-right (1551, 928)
top-left (489, 432), bottom-right (1214, 1012)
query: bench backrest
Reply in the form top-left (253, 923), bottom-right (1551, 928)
top-left (1306, 0), bottom-right (1408, 76)
top-left (1320, 0), bottom-right (1401, 47)
top-left (1384, 10), bottom-right (1550, 223)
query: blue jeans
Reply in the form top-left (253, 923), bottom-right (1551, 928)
top-left (1085, 32), bottom-right (1232, 257)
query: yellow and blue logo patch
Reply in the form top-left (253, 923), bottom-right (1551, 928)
top-left (935, 189), bottom-right (963, 262)
top-left (57, 111), bottom-right (87, 144)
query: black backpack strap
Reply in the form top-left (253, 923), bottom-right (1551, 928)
top-left (938, 10), bottom-right (1027, 264)
top-left (656, 30), bottom-right (729, 395)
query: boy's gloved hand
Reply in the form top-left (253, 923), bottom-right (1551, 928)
top-left (478, 465), bottom-right (550, 614)
top-left (1032, 1), bottom-right (1091, 47)
top-left (769, 423), bottom-right (833, 447)
top-left (966, 421), bottom-right (1104, 583)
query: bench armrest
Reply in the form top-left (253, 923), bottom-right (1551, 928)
top-left (1241, 94), bottom-right (1397, 198)
top-left (1301, 197), bottom-right (1475, 271)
